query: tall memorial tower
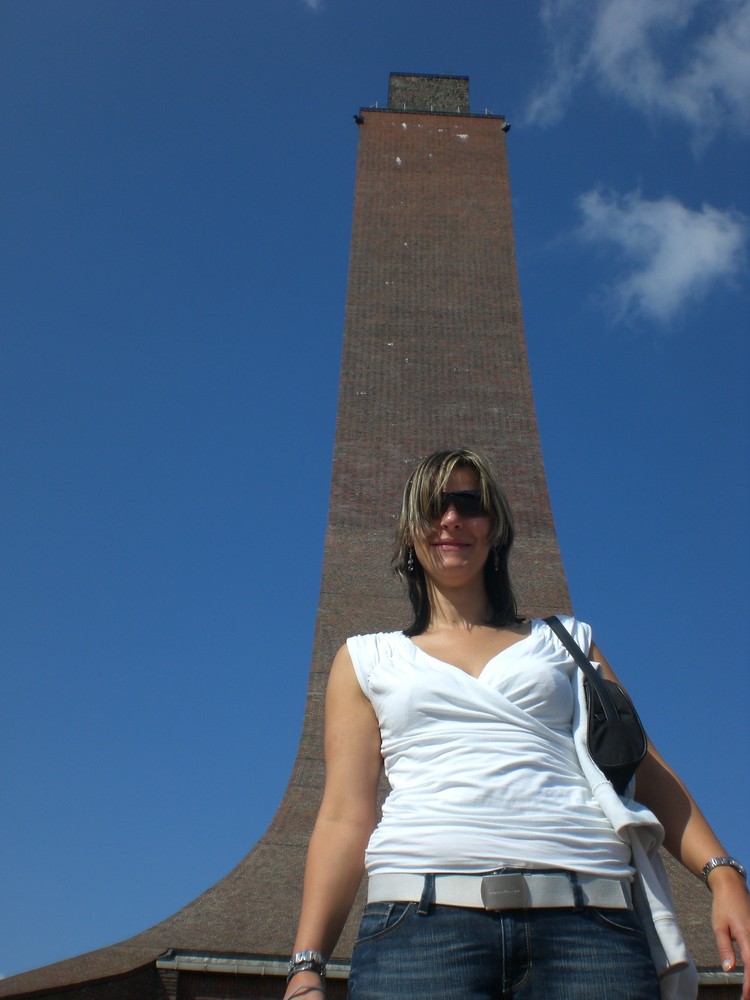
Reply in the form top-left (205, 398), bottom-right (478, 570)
top-left (1, 73), bottom-right (731, 1000)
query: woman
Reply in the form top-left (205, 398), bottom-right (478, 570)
top-left (284, 448), bottom-right (750, 1000)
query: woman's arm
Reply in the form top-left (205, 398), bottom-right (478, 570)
top-left (590, 640), bottom-right (750, 998)
top-left (283, 643), bottom-right (383, 1000)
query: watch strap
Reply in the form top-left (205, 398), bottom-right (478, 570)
top-left (288, 950), bottom-right (326, 982)
top-left (700, 856), bottom-right (747, 884)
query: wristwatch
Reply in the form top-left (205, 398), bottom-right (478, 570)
top-left (700, 856), bottom-right (747, 884)
top-left (287, 950), bottom-right (326, 982)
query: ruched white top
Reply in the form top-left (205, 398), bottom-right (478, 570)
top-left (347, 616), bottom-right (633, 879)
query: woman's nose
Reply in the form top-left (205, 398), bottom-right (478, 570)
top-left (440, 503), bottom-right (461, 525)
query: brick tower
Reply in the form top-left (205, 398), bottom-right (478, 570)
top-left (0, 73), bottom-right (733, 1000)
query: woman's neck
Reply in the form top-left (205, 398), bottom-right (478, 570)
top-left (425, 580), bottom-right (491, 632)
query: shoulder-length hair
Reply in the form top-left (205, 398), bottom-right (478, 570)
top-left (393, 448), bottom-right (522, 636)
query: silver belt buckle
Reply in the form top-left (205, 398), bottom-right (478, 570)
top-left (480, 873), bottom-right (529, 910)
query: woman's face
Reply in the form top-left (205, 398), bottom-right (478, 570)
top-left (412, 465), bottom-right (493, 586)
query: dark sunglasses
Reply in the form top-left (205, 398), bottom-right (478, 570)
top-left (430, 490), bottom-right (488, 518)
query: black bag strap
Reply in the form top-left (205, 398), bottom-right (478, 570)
top-left (543, 616), bottom-right (621, 722)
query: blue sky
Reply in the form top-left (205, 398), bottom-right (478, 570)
top-left (2, 0), bottom-right (748, 981)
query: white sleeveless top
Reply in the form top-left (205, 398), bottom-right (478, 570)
top-left (347, 617), bottom-right (633, 878)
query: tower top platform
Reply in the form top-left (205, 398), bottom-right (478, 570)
top-left (388, 72), bottom-right (470, 114)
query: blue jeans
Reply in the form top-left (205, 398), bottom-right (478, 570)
top-left (348, 897), bottom-right (660, 999)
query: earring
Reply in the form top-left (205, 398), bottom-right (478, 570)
top-left (407, 547), bottom-right (414, 573)
top-left (493, 548), bottom-right (499, 572)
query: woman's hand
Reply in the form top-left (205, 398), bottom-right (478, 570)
top-left (707, 866), bottom-right (750, 999)
top-left (283, 971), bottom-right (326, 1000)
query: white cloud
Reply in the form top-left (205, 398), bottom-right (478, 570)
top-left (528, 0), bottom-right (750, 142)
top-left (302, 0), bottom-right (323, 9)
top-left (577, 189), bottom-right (748, 322)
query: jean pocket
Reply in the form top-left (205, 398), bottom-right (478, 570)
top-left (588, 907), bottom-right (648, 938)
top-left (354, 901), bottom-right (415, 945)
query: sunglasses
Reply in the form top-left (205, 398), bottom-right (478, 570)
top-left (429, 490), bottom-right (488, 518)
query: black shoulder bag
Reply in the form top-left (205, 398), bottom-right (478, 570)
top-left (544, 616), bottom-right (648, 794)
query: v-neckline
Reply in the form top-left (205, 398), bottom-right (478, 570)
top-left (404, 623), bottom-right (534, 681)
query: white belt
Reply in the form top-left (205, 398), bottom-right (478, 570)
top-left (367, 871), bottom-right (632, 911)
